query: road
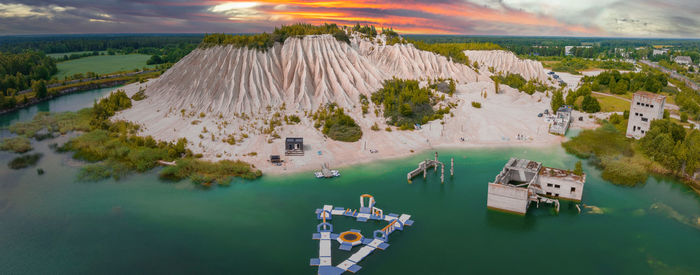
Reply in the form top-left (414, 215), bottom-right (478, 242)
top-left (639, 60), bottom-right (700, 91)
top-left (17, 70), bottom-right (157, 95)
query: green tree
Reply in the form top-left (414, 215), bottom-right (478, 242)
top-left (32, 80), bottom-right (47, 99)
top-left (551, 89), bottom-right (564, 113)
top-left (581, 95), bottom-right (601, 113)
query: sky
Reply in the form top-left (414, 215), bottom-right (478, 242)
top-left (0, 0), bottom-right (698, 38)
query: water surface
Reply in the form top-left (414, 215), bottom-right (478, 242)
top-left (0, 88), bottom-right (698, 274)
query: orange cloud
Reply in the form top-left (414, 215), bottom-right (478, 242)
top-left (205, 0), bottom-right (601, 35)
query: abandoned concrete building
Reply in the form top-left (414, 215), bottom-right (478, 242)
top-left (549, 105), bottom-right (572, 135)
top-left (487, 158), bottom-right (585, 215)
top-left (626, 92), bottom-right (666, 139)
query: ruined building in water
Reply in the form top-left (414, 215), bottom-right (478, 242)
top-left (487, 158), bottom-right (585, 215)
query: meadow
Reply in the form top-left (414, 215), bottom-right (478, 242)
top-left (55, 54), bottom-right (154, 79)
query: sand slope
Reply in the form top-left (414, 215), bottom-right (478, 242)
top-left (464, 50), bottom-right (550, 83)
top-left (114, 34), bottom-right (558, 174)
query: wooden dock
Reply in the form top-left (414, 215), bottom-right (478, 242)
top-left (406, 152), bottom-right (453, 183)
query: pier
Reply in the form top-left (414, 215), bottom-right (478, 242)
top-left (311, 194), bottom-right (414, 275)
top-left (406, 152), bottom-right (454, 183)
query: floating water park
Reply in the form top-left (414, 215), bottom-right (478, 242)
top-left (311, 194), bottom-right (414, 275)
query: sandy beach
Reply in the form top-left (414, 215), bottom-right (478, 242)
top-left (112, 78), bottom-right (588, 175)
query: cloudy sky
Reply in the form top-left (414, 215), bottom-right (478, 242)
top-left (0, 0), bottom-right (698, 37)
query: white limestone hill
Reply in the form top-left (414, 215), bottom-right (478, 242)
top-left (464, 50), bottom-right (550, 83)
top-left (132, 34), bottom-right (554, 117)
top-left (113, 33), bottom-right (559, 171)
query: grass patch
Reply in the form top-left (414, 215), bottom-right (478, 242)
top-left (0, 136), bottom-right (33, 153)
top-left (56, 54), bottom-right (154, 79)
top-left (8, 153), bottom-right (43, 169)
top-left (562, 122), bottom-right (649, 185)
top-left (591, 94), bottom-right (630, 112)
top-left (159, 158), bottom-right (262, 186)
top-left (9, 109), bottom-right (92, 138)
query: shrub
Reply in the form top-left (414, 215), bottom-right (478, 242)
top-left (131, 89), bottom-right (147, 101)
top-left (371, 123), bottom-right (380, 131)
top-left (0, 136), bottom-right (33, 153)
top-left (581, 95), bottom-right (601, 113)
top-left (471, 102), bottom-right (481, 108)
top-left (159, 158), bottom-right (262, 185)
top-left (371, 78), bottom-right (446, 129)
top-left (8, 153), bottom-right (43, 169)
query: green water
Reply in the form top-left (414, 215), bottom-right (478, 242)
top-left (1, 89), bottom-right (699, 274)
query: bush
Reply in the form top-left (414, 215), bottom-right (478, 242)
top-left (680, 112), bottom-right (688, 123)
top-left (131, 89), bottom-right (147, 101)
top-left (581, 95), bottom-right (601, 113)
top-left (8, 153), bottom-right (43, 169)
top-left (471, 101), bottom-right (482, 108)
top-left (159, 158), bottom-right (262, 185)
top-left (313, 104), bottom-right (362, 142)
top-left (371, 78), bottom-right (447, 129)
top-left (0, 136), bottom-right (33, 153)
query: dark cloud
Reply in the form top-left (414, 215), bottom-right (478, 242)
top-left (0, 0), bottom-right (697, 37)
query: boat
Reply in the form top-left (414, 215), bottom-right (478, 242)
top-left (315, 163), bottom-right (340, 178)
top-left (315, 170), bottom-right (340, 178)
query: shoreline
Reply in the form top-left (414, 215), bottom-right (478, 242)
top-left (257, 136), bottom-right (566, 176)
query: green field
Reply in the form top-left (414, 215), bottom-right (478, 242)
top-left (592, 94), bottom-right (631, 112)
top-left (46, 51), bottom-right (106, 59)
top-left (55, 54), bottom-right (154, 78)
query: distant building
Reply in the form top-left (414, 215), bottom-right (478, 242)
top-left (626, 92), bottom-right (666, 139)
top-left (549, 105), bottom-right (572, 136)
top-left (486, 158), bottom-right (585, 215)
top-left (674, 56), bottom-right (693, 66)
top-left (285, 137), bottom-right (304, 156)
top-left (653, 49), bottom-right (668, 56)
top-left (565, 45), bottom-right (592, 56)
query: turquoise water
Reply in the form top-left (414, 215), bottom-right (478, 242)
top-left (1, 89), bottom-right (699, 274)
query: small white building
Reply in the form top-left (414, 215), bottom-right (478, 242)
top-left (549, 105), bottom-right (572, 136)
top-left (653, 49), bottom-right (669, 56)
top-left (626, 91), bottom-right (666, 139)
top-left (674, 56), bottom-right (693, 66)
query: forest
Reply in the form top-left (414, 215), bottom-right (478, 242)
top-left (0, 51), bottom-right (57, 97)
top-left (200, 23), bottom-right (350, 51)
top-left (580, 69), bottom-right (669, 94)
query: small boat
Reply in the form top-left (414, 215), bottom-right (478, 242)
top-left (315, 163), bottom-right (340, 178)
top-left (315, 170), bottom-right (340, 178)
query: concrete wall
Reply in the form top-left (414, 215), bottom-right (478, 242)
top-left (626, 93), bottom-right (665, 139)
top-left (487, 183), bottom-right (529, 214)
top-left (538, 176), bottom-right (584, 202)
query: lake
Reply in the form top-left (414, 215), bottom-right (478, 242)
top-left (1, 88), bottom-right (699, 274)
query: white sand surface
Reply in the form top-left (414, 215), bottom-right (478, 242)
top-left (112, 35), bottom-right (571, 175)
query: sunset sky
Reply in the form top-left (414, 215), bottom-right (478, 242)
top-left (0, 0), bottom-right (698, 37)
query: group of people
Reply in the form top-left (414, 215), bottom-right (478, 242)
top-left (516, 133), bottom-right (529, 141)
